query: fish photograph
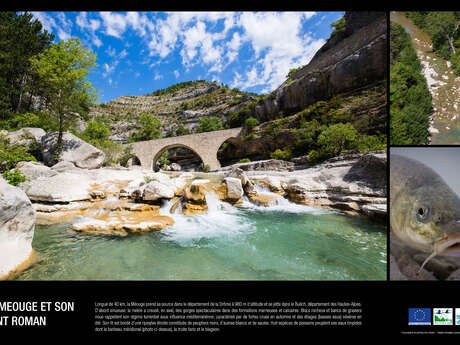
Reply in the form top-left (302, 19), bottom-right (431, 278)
top-left (390, 147), bottom-right (460, 280)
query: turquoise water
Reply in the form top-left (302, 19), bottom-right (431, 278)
top-left (15, 197), bottom-right (387, 281)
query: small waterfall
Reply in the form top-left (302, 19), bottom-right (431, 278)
top-left (205, 191), bottom-right (221, 213)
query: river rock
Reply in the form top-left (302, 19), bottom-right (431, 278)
top-left (170, 163), bottom-right (181, 171)
top-left (223, 177), bottom-right (244, 202)
top-left (71, 214), bottom-right (174, 236)
top-left (0, 178), bottom-right (36, 279)
top-left (249, 193), bottom-right (279, 207)
top-left (183, 183), bottom-right (208, 214)
top-left (5, 127), bottom-right (46, 146)
top-left (142, 180), bottom-right (175, 201)
top-left (224, 167), bottom-right (257, 196)
top-left (41, 131), bottom-right (105, 169)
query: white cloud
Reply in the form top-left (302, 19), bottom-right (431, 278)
top-left (100, 12), bottom-right (128, 38)
top-left (31, 11), bottom-right (73, 41)
top-left (173, 70), bottom-right (180, 78)
top-left (230, 11), bottom-right (325, 93)
top-left (106, 45), bottom-right (116, 57)
top-left (76, 12), bottom-right (102, 47)
top-left (154, 71), bottom-right (163, 80)
top-left (31, 12), bottom-right (56, 34)
top-left (99, 11), bottom-right (153, 39)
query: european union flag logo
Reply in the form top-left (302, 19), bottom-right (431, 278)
top-left (409, 308), bottom-right (431, 325)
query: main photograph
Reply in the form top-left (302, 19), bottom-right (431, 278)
top-left (0, 11), bottom-right (387, 280)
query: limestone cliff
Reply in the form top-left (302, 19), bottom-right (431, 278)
top-left (254, 11), bottom-right (387, 122)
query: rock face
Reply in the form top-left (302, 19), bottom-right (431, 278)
top-left (41, 131), bottom-right (105, 169)
top-left (255, 12), bottom-right (387, 122)
top-left (0, 178), bottom-right (36, 279)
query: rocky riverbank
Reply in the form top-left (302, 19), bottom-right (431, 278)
top-left (0, 150), bottom-right (387, 279)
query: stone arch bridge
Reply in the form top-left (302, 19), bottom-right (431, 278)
top-left (126, 127), bottom-right (242, 171)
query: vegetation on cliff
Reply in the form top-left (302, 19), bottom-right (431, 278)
top-left (231, 84), bottom-right (386, 165)
top-left (389, 22), bottom-right (431, 145)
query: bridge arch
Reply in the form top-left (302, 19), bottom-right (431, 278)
top-left (152, 144), bottom-right (204, 171)
top-left (126, 127), bottom-right (242, 171)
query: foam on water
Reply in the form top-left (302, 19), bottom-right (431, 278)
top-left (159, 192), bottom-right (255, 247)
top-left (157, 188), bottom-right (335, 248)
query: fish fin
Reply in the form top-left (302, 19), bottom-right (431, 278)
top-left (417, 251), bottom-right (437, 275)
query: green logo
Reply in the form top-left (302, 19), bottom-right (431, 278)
top-left (433, 308), bottom-right (453, 325)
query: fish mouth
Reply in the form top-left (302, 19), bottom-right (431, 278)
top-left (434, 233), bottom-right (460, 256)
top-left (417, 233), bottom-right (460, 274)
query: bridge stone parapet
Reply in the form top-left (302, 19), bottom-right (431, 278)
top-left (125, 127), bottom-right (242, 171)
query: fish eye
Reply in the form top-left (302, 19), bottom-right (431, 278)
top-left (416, 205), bottom-right (431, 222)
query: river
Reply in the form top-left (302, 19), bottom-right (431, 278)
top-left (391, 12), bottom-right (460, 144)
top-left (14, 193), bottom-right (387, 281)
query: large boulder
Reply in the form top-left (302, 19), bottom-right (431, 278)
top-left (20, 172), bottom-right (93, 203)
top-left (5, 127), bottom-right (46, 146)
top-left (41, 131), bottom-right (105, 169)
top-left (223, 177), bottom-right (244, 202)
top-left (0, 178), bottom-right (36, 279)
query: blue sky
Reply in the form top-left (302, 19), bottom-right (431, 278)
top-left (31, 11), bottom-right (344, 104)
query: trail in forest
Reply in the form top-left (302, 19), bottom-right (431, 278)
top-left (391, 12), bottom-right (460, 144)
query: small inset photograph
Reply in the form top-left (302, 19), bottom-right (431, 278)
top-left (390, 147), bottom-right (460, 280)
top-left (390, 11), bottom-right (460, 145)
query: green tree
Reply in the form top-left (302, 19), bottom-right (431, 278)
top-left (128, 113), bottom-right (162, 142)
top-left (0, 12), bottom-right (54, 116)
top-left (175, 125), bottom-right (190, 136)
top-left (244, 116), bottom-right (259, 131)
top-left (30, 37), bottom-right (97, 163)
top-left (330, 16), bottom-right (346, 38)
top-left (196, 116), bottom-right (223, 133)
top-left (81, 119), bottom-right (110, 143)
top-left (317, 123), bottom-right (358, 157)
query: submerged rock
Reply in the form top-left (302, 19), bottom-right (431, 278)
top-left (72, 214), bottom-right (174, 236)
top-left (248, 193), bottom-right (279, 207)
top-left (0, 178), bottom-right (36, 279)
